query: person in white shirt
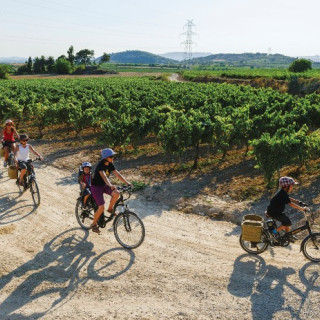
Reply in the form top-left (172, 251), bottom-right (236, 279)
top-left (14, 134), bottom-right (43, 186)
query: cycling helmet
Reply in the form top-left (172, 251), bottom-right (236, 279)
top-left (5, 119), bottom-right (13, 125)
top-left (279, 176), bottom-right (298, 188)
top-left (19, 134), bottom-right (29, 141)
top-left (101, 148), bottom-right (116, 159)
top-left (81, 161), bottom-right (92, 168)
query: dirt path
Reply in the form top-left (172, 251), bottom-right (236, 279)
top-left (0, 164), bottom-right (319, 319)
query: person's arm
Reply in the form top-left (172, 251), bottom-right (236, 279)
top-left (13, 128), bottom-right (20, 140)
top-left (99, 170), bottom-right (115, 189)
top-left (113, 169), bottom-right (132, 186)
top-left (288, 199), bottom-right (307, 211)
top-left (29, 145), bottom-right (44, 160)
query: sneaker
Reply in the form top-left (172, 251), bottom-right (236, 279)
top-left (3, 161), bottom-right (7, 167)
top-left (284, 232), bottom-right (298, 243)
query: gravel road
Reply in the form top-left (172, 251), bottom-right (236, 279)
top-left (0, 164), bottom-right (319, 319)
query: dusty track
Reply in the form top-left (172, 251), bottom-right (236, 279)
top-left (0, 164), bottom-right (319, 319)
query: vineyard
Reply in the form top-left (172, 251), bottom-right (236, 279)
top-left (1, 76), bottom-right (320, 187)
top-left (182, 68), bottom-right (320, 80)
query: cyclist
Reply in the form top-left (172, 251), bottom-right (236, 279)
top-left (90, 148), bottom-right (132, 234)
top-left (14, 134), bottom-right (43, 186)
top-left (78, 161), bottom-right (92, 209)
top-left (2, 119), bottom-right (20, 167)
top-left (266, 176), bottom-right (307, 242)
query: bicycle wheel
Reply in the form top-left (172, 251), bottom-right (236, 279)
top-left (113, 210), bottom-right (145, 249)
top-left (8, 152), bottom-right (15, 167)
top-left (301, 233), bottom-right (320, 263)
top-left (30, 178), bottom-right (40, 207)
top-left (239, 231), bottom-right (269, 254)
top-left (75, 197), bottom-right (95, 230)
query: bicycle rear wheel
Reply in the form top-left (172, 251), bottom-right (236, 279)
top-left (75, 197), bottom-right (95, 230)
top-left (8, 152), bottom-right (15, 167)
top-left (114, 210), bottom-right (145, 249)
top-left (301, 233), bottom-right (320, 263)
top-left (239, 231), bottom-right (269, 254)
top-left (30, 179), bottom-right (40, 207)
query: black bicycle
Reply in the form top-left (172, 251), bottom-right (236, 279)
top-left (239, 207), bottom-right (320, 262)
top-left (75, 186), bottom-right (145, 249)
top-left (16, 158), bottom-right (41, 207)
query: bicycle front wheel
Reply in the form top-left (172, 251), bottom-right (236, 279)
top-left (301, 233), bottom-right (320, 263)
top-left (239, 231), bottom-right (269, 254)
top-left (75, 198), bottom-right (94, 230)
top-left (30, 179), bottom-right (40, 207)
top-left (114, 210), bottom-right (145, 249)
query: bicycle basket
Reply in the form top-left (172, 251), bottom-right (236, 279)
top-left (8, 167), bottom-right (18, 179)
top-left (241, 214), bottom-right (263, 242)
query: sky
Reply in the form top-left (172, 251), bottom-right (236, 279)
top-left (1, 0), bottom-right (320, 59)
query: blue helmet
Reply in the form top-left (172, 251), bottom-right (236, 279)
top-left (101, 148), bottom-right (116, 159)
top-left (81, 161), bottom-right (92, 168)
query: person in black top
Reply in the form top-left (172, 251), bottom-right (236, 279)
top-left (266, 176), bottom-right (307, 241)
top-left (90, 148), bottom-right (132, 234)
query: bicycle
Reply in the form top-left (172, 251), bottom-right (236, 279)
top-left (239, 206), bottom-right (320, 262)
top-left (75, 185), bottom-right (145, 249)
top-left (16, 158), bottom-right (41, 207)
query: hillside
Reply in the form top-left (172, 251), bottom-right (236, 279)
top-left (159, 52), bottom-right (212, 61)
top-left (106, 50), bottom-right (178, 64)
top-left (191, 52), bottom-right (296, 68)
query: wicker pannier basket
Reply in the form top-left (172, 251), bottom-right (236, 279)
top-left (241, 214), bottom-right (263, 242)
top-left (8, 167), bottom-right (18, 179)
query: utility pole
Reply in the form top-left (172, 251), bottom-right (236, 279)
top-left (181, 20), bottom-right (197, 66)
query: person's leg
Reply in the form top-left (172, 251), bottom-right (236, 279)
top-left (83, 194), bottom-right (90, 206)
top-left (90, 186), bottom-right (105, 233)
top-left (107, 189), bottom-right (120, 213)
top-left (92, 204), bottom-right (105, 225)
top-left (4, 146), bottom-right (9, 162)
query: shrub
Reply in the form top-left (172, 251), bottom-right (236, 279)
top-left (289, 59), bottom-right (312, 73)
top-left (55, 58), bottom-right (73, 74)
top-left (0, 65), bottom-right (10, 79)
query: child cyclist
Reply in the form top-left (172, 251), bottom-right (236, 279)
top-left (78, 161), bottom-right (92, 209)
top-left (266, 176), bottom-right (308, 242)
top-left (90, 148), bottom-right (132, 234)
top-left (2, 119), bottom-right (20, 167)
top-left (14, 134), bottom-right (43, 186)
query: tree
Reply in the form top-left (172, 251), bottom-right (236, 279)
top-left (289, 59), bottom-right (312, 73)
top-left (75, 49), bottom-right (95, 65)
top-left (67, 45), bottom-right (75, 66)
top-left (26, 57), bottom-right (33, 73)
top-left (55, 58), bottom-right (73, 74)
top-left (46, 56), bottom-right (55, 73)
top-left (100, 52), bottom-right (110, 64)
top-left (0, 65), bottom-right (10, 79)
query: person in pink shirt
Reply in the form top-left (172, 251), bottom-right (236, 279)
top-left (2, 119), bottom-right (19, 167)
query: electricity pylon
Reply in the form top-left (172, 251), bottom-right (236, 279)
top-left (181, 20), bottom-right (197, 65)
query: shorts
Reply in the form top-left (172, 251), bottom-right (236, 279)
top-left (3, 140), bottom-right (15, 148)
top-left (268, 212), bottom-right (292, 226)
top-left (18, 160), bottom-right (29, 171)
top-left (91, 185), bottom-right (113, 206)
top-left (82, 187), bottom-right (91, 197)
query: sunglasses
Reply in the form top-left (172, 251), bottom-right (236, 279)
top-left (21, 139), bottom-right (28, 142)
top-left (7, 123), bottom-right (12, 126)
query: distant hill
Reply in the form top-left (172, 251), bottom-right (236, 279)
top-left (299, 55), bottom-right (320, 62)
top-left (98, 50), bottom-right (178, 64)
top-left (0, 57), bottom-right (27, 63)
top-left (191, 53), bottom-right (296, 68)
top-left (159, 52), bottom-right (212, 61)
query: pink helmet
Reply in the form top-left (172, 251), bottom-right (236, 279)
top-left (279, 176), bottom-right (298, 188)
